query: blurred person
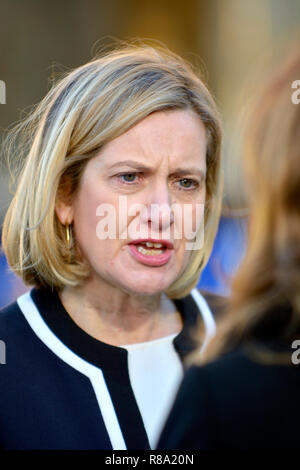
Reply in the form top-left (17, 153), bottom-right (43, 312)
top-left (157, 51), bottom-right (300, 450)
top-left (0, 43), bottom-right (223, 450)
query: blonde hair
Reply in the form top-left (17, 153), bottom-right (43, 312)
top-left (2, 42), bottom-right (222, 298)
top-left (190, 51), bottom-right (300, 364)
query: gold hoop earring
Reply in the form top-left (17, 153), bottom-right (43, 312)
top-left (65, 223), bottom-right (73, 263)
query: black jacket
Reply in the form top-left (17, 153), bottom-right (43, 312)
top-left (157, 332), bottom-right (300, 450)
top-left (0, 285), bottom-right (222, 450)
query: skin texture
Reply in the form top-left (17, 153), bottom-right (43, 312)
top-left (55, 109), bottom-right (207, 345)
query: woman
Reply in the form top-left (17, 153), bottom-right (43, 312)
top-left (157, 52), bottom-right (300, 450)
top-left (0, 43), bottom-right (223, 450)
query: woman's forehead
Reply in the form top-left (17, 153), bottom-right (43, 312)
top-left (92, 109), bottom-right (207, 171)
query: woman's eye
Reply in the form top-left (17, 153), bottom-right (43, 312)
top-left (115, 174), bottom-right (198, 189)
top-left (118, 173), bottom-right (139, 183)
top-left (178, 178), bottom-right (198, 189)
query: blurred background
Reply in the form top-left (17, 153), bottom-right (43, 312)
top-left (0, 0), bottom-right (299, 307)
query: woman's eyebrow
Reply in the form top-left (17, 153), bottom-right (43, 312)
top-left (108, 160), bottom-right (151, 171)
top-left (170, 167), bottom-right (206, 180)
top-left (108, 161), bottom-right (205, 177)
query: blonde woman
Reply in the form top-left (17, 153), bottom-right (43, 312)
top-left (0, 44), bottom-right (223, 450)
top-left (157, 52), bottom-right (300, 450)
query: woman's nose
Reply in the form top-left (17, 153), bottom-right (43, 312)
top-left (140, 182), bottom-right (174, 233)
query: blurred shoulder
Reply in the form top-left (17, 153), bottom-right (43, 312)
top-left (186, 347), bottom-right (252, 380)
top-left (184, 344), bottom-right (296, 394)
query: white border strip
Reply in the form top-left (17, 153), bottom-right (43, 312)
top-left (190, 288), bottom-right (216, 353)
top-left (17, 291), bottom-right (126, 450)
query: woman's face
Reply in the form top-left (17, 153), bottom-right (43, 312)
top-left (59, 109), bottom-right (207, 295)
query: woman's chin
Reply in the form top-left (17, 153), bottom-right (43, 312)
top-left (122, 276), bottom-right (174, 296)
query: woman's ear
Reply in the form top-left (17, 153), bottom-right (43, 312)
top-left (55, 176), bottom-right (74, 225)
top-left (55, 200), bottom-right (74, 225)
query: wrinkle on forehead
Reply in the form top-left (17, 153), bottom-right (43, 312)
top-left (93, 109), bottom-right (207, 172)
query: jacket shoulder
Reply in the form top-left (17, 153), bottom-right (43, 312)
top-left (0, 299), bottom-right (26, 334)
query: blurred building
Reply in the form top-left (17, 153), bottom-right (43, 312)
top-left (0, 0), bottom-right (299, 306)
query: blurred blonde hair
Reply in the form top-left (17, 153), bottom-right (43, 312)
top-left (1, 41), bottom-right (222, 298)
top-left (190, 50), bottom-right (300, 364)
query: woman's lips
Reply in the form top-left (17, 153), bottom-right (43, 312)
top-left (127, 240), bottom-right (173, 267)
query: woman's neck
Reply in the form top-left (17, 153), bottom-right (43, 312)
top-left (58, 278), bottom-right (183, 346)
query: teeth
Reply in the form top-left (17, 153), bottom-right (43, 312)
top-left (137, 246), bottom-right (164, 255)
top-left (145, 242), bottom-right (163, 248)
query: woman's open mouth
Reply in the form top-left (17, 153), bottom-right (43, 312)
top-left (128, 239), bottom-right (174, 267)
